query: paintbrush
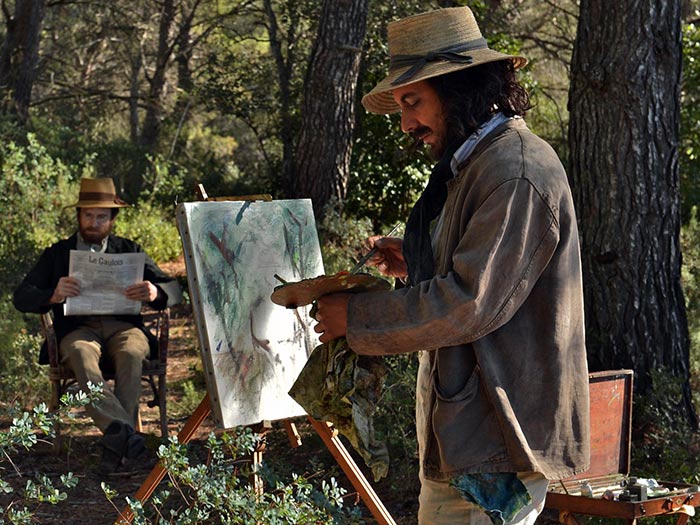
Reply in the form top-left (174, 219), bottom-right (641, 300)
top-left (350, 223), bottom-right (401, 274)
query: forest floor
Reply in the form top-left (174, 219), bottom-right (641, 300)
top-left (0, 261), bottom-right (420, 525)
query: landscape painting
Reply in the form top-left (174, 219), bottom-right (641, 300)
top-left (176, 199), bottom-right (324, 429)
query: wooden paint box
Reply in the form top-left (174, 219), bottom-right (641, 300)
top-left (545, 370), bottom-right (699, 525)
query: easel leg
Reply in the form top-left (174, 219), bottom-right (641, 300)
top-left (249, 420), bottom-right (272, 500)
top-left (307, 417), bottom-right (396, 525)
top-left (284, 419), bottom-right (302, 448)
top-left (114, 394), bottom-right (211, 525)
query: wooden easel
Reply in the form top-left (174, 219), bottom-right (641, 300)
top-left (114, 188), bottom-right (395, 525)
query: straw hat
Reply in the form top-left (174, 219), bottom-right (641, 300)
top-left (66, 177), bottom-right (130, 208)
top-left (361, 7), bottom-right (527, 115)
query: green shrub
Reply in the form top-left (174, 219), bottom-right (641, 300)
top-left (318, 198), bottom-right (380, 275)
top-left (680, 207), bottom-right (700, 410)
top-left (0, 294), bottom-right (50, 407)
top-left (104, 429), bottom-right (365, 524)
top-left (0, 134), bottom-right (79, 291)
top-left (373, 353), bottom-right (418, 462)
top-left (113, 155), bottom-right (185, 265)
top-left (631, 367), bottom-right (700, 484)
top-left (116, 201), bottom-right (182, 265)
top-left (1, 385), bottom-right (103, 523)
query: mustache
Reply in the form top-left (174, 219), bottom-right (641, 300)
top-left (410, 126), bottom-right (431, 144)
top-left (395, 126), bottom-right (431, 160)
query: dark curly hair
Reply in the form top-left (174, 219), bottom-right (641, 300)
top-left (427, 59), bottom-right (531, 143)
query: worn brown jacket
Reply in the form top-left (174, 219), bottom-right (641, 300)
top-left (347, 119), bottom-right (590, 481)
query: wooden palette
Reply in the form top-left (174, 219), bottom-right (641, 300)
top-left (271, 272), bottom-right (391, 308)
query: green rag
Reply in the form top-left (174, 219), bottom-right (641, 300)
top-left (289, 337), bottom-right (389, 481)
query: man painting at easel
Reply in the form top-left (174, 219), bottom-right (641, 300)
top-left (313, 7), bottom-right (590, 525)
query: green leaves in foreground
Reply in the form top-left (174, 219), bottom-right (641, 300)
top-left (106, 428), bottom-right (366, 525)
top-left (0, 383), bottom-right (102, 524)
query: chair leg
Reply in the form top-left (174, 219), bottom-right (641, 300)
top-left (135, 408), bottom-right (143, 433)
top-left (158, 373), bottom-right (168, 438)
top-left (50, 380), bottom-right (63, 453)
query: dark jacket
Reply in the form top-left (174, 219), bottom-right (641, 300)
top-left (347, 120), bottom-right (590, 481)
top-left (13, 233), bottom-right (173, 364)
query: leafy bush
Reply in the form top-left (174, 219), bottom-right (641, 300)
top-left (631, 367), bottom-right (700, 484)
top-left (0, 294), bottom-right (50, 406)
top-left (116, 201), bottom-right (182, 265)
top-left (681, 22), bottom-right (700, 221)
top-left (0, 134), bottom-right (79, 291)
top-left (0, 386), bottom-right (103, 524)
top-left (680, 207), bottom-right (700, 410)
top-left (113, 155), bottom-right (185, 265)
top-left (105, 429), bottom-right (364, 525)
top-left (318, 198), bottom-right (381, 275)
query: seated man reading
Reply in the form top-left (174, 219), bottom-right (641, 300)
top-left (13, 177), bottom-right (178, 472)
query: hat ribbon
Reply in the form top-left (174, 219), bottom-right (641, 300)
top-left (78, 191), bottom-right (128, 205)
top-left (390, 38), bottom-right (488, 86)
top-left (79, 191), bottom-right (117, 201)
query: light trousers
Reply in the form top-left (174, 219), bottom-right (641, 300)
top-left (416, 351), bottom-right (549, 525)
top-left (418, 471), bottom-right (549, 525)
top-left (59, 317), bottom-right (148, 432)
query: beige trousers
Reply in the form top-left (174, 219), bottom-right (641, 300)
top-left (417, 471), bottom-right (549, 525)
top-left (416, 351), bottom-right (549, 525)
top-left (59, 317), bottom-right (148, 432)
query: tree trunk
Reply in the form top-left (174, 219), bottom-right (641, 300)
top-left (0, 0), bottom-right (46, 124)
top-left (139, 0), bottom-right (176, 154)
top-left (293, 0), bottom-right (368, 218)
top-left (569, 0), bottom-right (696, 425)
top-left (263, 0), bottom-right (297, 198)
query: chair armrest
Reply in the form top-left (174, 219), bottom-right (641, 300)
top-left (142, 307), bottom-right (170, 365)
top-left (40, 312), bottom-right (60, 368)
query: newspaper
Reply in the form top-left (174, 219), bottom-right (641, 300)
top-left (64, 250), bottom-right (145, 316)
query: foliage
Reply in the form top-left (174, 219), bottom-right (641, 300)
top-left (631, 368), bottom-right (700, 485)
top-left (105, 429), bottom-right (364, 525)
top-left (198, 0), bottom-right (320, 197)
top-left (317, 197), bottom-right (377, 274)
top-left (680, 207), bottom-right (700, 410)
top-left (681, 21), bottom-right (700, 220)
top-left (0, 134), bottom-right (80, 291)
top-left (0, 385), bottom-right (103, 524)
top-left (114, 155), bottom-right (185, 264)
top-left (373, 354), bottom-right (419, 463)
top-left (0, 295), bottom-right (49, 407)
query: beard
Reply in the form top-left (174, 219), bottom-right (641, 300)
top-left (410, 126), bottom-right (445, 161)
top-left (79, 225), bottom-right (111, 244)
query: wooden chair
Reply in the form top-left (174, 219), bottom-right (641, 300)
top-left (40, 308), bottom-right (170, 438)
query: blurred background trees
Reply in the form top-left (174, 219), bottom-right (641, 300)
top-left (2, 0), bottom-right (700, 492)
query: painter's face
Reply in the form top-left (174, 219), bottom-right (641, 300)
top-left (78, 207), bottom-right (115, 244)
top-left (392, 80), bottom-right (447, 160)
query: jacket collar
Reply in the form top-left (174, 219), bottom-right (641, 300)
top-left (453, 118), bottom-right (528, 175)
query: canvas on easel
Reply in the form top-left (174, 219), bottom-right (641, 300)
top-left (116, 196), bottom-right (396, 525)
top-left (176, 198), bottom-right (323, 429)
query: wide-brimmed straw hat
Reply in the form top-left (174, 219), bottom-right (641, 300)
top-left (65, 177), bottom-right (130, 208)
top-left (361, 7), bottom-right (527, 115)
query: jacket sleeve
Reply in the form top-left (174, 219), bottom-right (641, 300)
top-left (13, 247), bottom-right (59, 314)
top-left (142, 250), bottom-right (176, 311)
top-left (346, 178), bottom-right (559, 355)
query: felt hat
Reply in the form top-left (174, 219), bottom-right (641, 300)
top-left (361, 7), bottom-right (527, 115)
top-left (66, 177), bottom-right (130, 208)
